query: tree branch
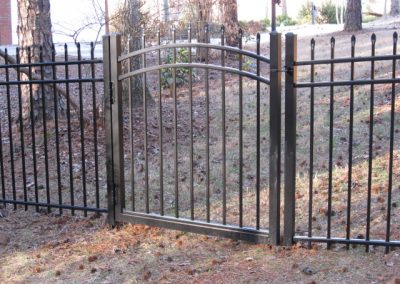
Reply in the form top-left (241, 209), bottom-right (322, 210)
top-left (0, 49), bottom-right (91, 124)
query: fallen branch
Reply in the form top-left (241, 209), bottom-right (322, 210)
top-left (0, 49), bottom-right (91, 124)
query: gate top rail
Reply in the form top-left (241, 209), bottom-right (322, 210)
top-left (118, 42), bottom-right (270, 64)
top-left (118, 62), bottom-right (270, 85)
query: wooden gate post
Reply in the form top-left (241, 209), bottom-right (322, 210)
top-left (104, 34), bottom-right (125, 225)
top-left (284, 33), bottom-right (298, 246)
top-left (269, 31), bottom-right (282, 245)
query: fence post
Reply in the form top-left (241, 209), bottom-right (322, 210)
top-left (269, 31), bottom-right (282, 245)
top-left (110, 34), bottom-right (125, 217)
top-left (104, 34), bottom-right (124, 225)
top-left (103, 35), bottom-right (115, 226)
top-left (284, 33), bottom-right (297, 246)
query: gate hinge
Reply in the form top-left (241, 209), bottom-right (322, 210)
top-left (109, 81), bottom-right (115, 104)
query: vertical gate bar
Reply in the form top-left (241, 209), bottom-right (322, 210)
top-left (64, 44), bottom-right (75, 215)
top-left (90, 42), bottom-right (100, 210)
top-left (284, 33), bottom-right (297, 246)
top-left (128, 40), bottom-right (135, 212)
top-left (52, 45), bottom-right (62, 214)
top-left (346, 36), bottom-right (356, 248)
top-left (28, 47), bottom-right (39, 212)
top-left (172, 27), bottom-right (179, 218)
top-left (327, 37), bottom-right (335, 249)
top-left (366, 33), bottom-right (376, 252)
top-left (386, 32), bottom-right (397, 253)
top-left (238, 29), bottom-right (244, 228)
top-left (269, 31), bottom-right (282, 245)
top-left (188, 24), bottom-right (194, 220)
top-left (77, 44), bottom-right (87, 216)
top-left (221, 26), bottom-right (227, 225)
top-left (205, 24), bottom-right (210, 223)
top-left (256, 33), bottom-right (261, 230)
top-left (157, 30), bottom-right (163, 215)
top-left (5, 49), bottom-right (16, 210)
top-left (39, 46), bottom-right (51, 213)
top-left (110, 34), bottom-right (125, 217)
top-left (104, 35), bottom-right (115, 225)
top-left (142, 33), bottom-right (149, 214)
top-left (308, 39), bottom-right (315, 249)
top-left (16, 48), bottom-right (28, 210)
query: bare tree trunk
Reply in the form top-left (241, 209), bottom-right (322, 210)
top-left (281, 0), bottom-right (287, 16)
top-left (341, 0), bottom-right (345, 23)
top-left (221, 0), bottom-right (239, 46)
top-left (112, 0), bottom-right (152, 106)
top-left (385, 0), bottom-right (388, 15)
top-left (196, 0), bottom-right (212, 61)
top-left (391, 0), bottom-right (400, 16)
top-left (105, 0), bottom-right (110, 34)
top-left (163, 0), bottom-right (170, 22)
top-left (336, 0), bottom-right (345, 24)
top-left (17, 0), bottom-right (57, 121)
top-left (344, 0), bottom-right (362, 32)
top-left (336, 0), bottom-right (340, 24)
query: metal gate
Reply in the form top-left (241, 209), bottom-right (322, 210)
top-left (103, 28), bottom-right (282, 244)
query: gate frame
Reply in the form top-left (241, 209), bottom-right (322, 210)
top-left (104, 32), bottom-right (283, 244)
top-left (283, 33), bottom-right (298, 246)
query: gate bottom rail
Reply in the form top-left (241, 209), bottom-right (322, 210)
top-left (117, 211), bottom-right (270, 243)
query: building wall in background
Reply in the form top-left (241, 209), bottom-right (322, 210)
top-left (0, 0), bottom-right (12, 45)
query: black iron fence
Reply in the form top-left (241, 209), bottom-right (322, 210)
top-left (0, 43), bottom-right (106, 215)
top-left (285, 32), bottom-right (400, 251)
top-left (1, 27), bottom-right (399, 252)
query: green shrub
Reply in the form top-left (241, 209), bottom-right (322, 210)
top-left (277, 14), bottom-right (297, 26)
top-left (161, 48), bottom-right (191, 89)
top-left (298, 2), bottom-right (313, 24)
top-left (362, 14), bottom-right (377, 23)
top-left (261, 18), bottom-right (271, 31)
top-left (318, 1), bottom-right (337, 24)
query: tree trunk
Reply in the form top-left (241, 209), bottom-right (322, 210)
top-left (341, 0), bottom-right (345, 23)
top-left (391, 0), bottom-right (400, 16)
top-left (196, 0), bottom-right (212, 61)
top-left (105, 0), bottom-right (110, 34)
top-left (344, 0), bottom-right (362, 32)
top-left (117, 0), bottom-right (152, 106)
top-left (281, 0), bottom-right (287, 16)
top-left (129, 35), bottom-right (152, 106)
top-left (336, 0), bottom-right (345, 24)
top-left (17, 0), bottom-right (56, 121)
top-left (163, 0), bottom-right (170, 22)
top-left (385, 0), bottom-right (388, 15)
top-left (221, 0), bottom-right (239, 46)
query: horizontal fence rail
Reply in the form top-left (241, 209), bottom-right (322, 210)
top-left (285, 32), bottom-right (400, 252)
top-left (0, 43), bottom-right (106, 215)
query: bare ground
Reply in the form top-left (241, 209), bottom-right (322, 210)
top-left (0, 209), bottom-right (399, 284)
